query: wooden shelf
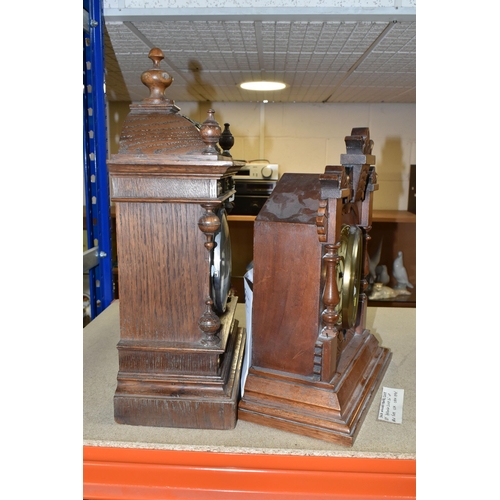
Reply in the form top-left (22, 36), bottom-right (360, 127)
top-left (227, 214), bottom-right (256, 222)
top-left (372, 210), bottom-right (416, 223)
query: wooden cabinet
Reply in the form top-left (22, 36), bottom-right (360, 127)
top-left (228, 210), bottom-right (416, 307)
top-left (368, 210), bottom-right (416, 308)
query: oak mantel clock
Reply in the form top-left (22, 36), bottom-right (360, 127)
top-left (108, 49), bottom-right (246, 429)
top-left (239, 128), bottom-right (391, 445)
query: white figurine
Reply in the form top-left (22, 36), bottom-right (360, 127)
top-left (368, 239), bottom-right (383, 283)
top-left (393, 251), bottom-right (413, 291)
top-left (369, 283), bottom-right (398, 300)
top-left (375, 264), bottom-right (390, 286)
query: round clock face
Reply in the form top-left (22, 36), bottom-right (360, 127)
top-left (210, 207), bottom-right (232, 314)
top-left (338, 225), bottom-right (363, 329)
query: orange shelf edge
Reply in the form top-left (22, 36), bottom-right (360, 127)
top-left (84, 445), bottom-right (416, 500)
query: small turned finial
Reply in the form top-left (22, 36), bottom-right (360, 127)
top-left (149, 48), bottom-right (164, 69)
top-left (200, 109), bottom-right (222, 154)
top-left (199, 297), bottom-right (221, 346)
top-left (219, 123), bottom-right (235, 156)
top-left (198, 203), bottom-right (221, 252)
top-left (140, 48), bottom-right (173, 104)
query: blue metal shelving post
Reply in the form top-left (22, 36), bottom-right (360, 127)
top-left (83, 0), bottom-right (113, 319)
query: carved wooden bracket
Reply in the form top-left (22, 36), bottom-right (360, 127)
top-left (344, 127), bottom-right (373, 155)
top-left (319, 165), bottom-right (350, 200)
top-left (354, 165), bottom-right (370, 202)
top-left (342, 127), bottom-right (375, 203)
top-left (316, 165), bottom-right (350, 244)
top-left (316, 199), bottom-right (328, 243)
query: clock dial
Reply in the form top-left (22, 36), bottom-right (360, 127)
top-left (211, 207), bottom-right (232, 314)
top-left (338, 225), bottom-right (363, 329)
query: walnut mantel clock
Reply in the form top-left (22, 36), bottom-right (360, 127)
top-left (238, 128), bottom-right (391, 445)
top-left (108, 49), bottom-right (246, 429)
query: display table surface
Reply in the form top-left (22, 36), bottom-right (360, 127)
top-left (84, 301), bottom-right (416, 499)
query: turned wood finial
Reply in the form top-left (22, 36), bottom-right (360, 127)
top-left (200, 109), bottom-right (222, 154)
top-left (219, 123), bottom-right (235, 156)
top-left (321, 243), bottom-right (341, 338)
top-left (140, 48), bottom-right (174, 104)
top-left (198, 203), bottom-right (221, 252)
top-left (199, 297), bottom-right (221, 346)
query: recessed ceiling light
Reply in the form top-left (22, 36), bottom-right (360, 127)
top-left (240, 81), bottom-right (286, 91)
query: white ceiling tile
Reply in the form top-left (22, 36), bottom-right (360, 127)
top-left (103, 16), bottom-right (415, 103)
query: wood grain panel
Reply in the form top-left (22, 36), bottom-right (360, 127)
top-left (116, 201), bottom-right (208, 343)
top-left (251, 221), bottom-right (323, 376)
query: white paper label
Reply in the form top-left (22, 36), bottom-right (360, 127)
top-left (378, 386), bottom-right (404, 424)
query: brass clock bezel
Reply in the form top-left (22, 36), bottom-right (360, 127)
top-left (338, 225), bottom-right (363, 329)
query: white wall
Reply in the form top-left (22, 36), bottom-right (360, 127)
top-left (108, 100), bottom-right (416, 211)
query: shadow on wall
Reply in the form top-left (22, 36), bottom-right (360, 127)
top-left (375, 136), bottom-right (406, 210)
top-left (186, 59), bottom-right (215, 119)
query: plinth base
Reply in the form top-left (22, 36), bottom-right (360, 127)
top-left (114, 299), bottom-right (246, 430)
top-left (238, 330), bottom-right (391, 446)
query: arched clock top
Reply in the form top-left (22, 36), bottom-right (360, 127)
top-left (108, 49), bottom-right (242, 168)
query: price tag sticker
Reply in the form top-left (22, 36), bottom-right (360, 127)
top-left (378, 387), bottom-right (404, 424)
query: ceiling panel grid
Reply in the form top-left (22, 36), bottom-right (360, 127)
top-left (103, 13), bottom-right (415, 103)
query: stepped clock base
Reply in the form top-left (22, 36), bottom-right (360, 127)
top-left (239, 330), bottom-right (391, 446)
top-left (114, 300), bottom-right (246, 430)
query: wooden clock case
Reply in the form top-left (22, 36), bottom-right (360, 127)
top-left (238, 128), bottom-right (391, 445)
top-left (108, 49), bottom-right (246, 430)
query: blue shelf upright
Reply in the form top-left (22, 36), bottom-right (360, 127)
top-left (83, 0), bottom-right (114, 319)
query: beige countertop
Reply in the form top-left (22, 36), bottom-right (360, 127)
top-left (84, 301), bottom-right (415, 459)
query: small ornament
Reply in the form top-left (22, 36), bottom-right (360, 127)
top-left (198, 203), bottom-right (221, 252)
top-left (375, 264), bottom-right (390, 286)
top-left (368, 238), bottom-right (383, 283)
top-left (199, 297), bottom-right (221, 346)
top-left (140, 48), bottom-right (174, 104)
top-left (369, 283), bottom-right (398, 300)
top-left (219, 123), bottom-right (235, 156)
top-left (393, 251), bottom-right (413, 291)
top-left (200, 109), bottom-right (222, 154)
